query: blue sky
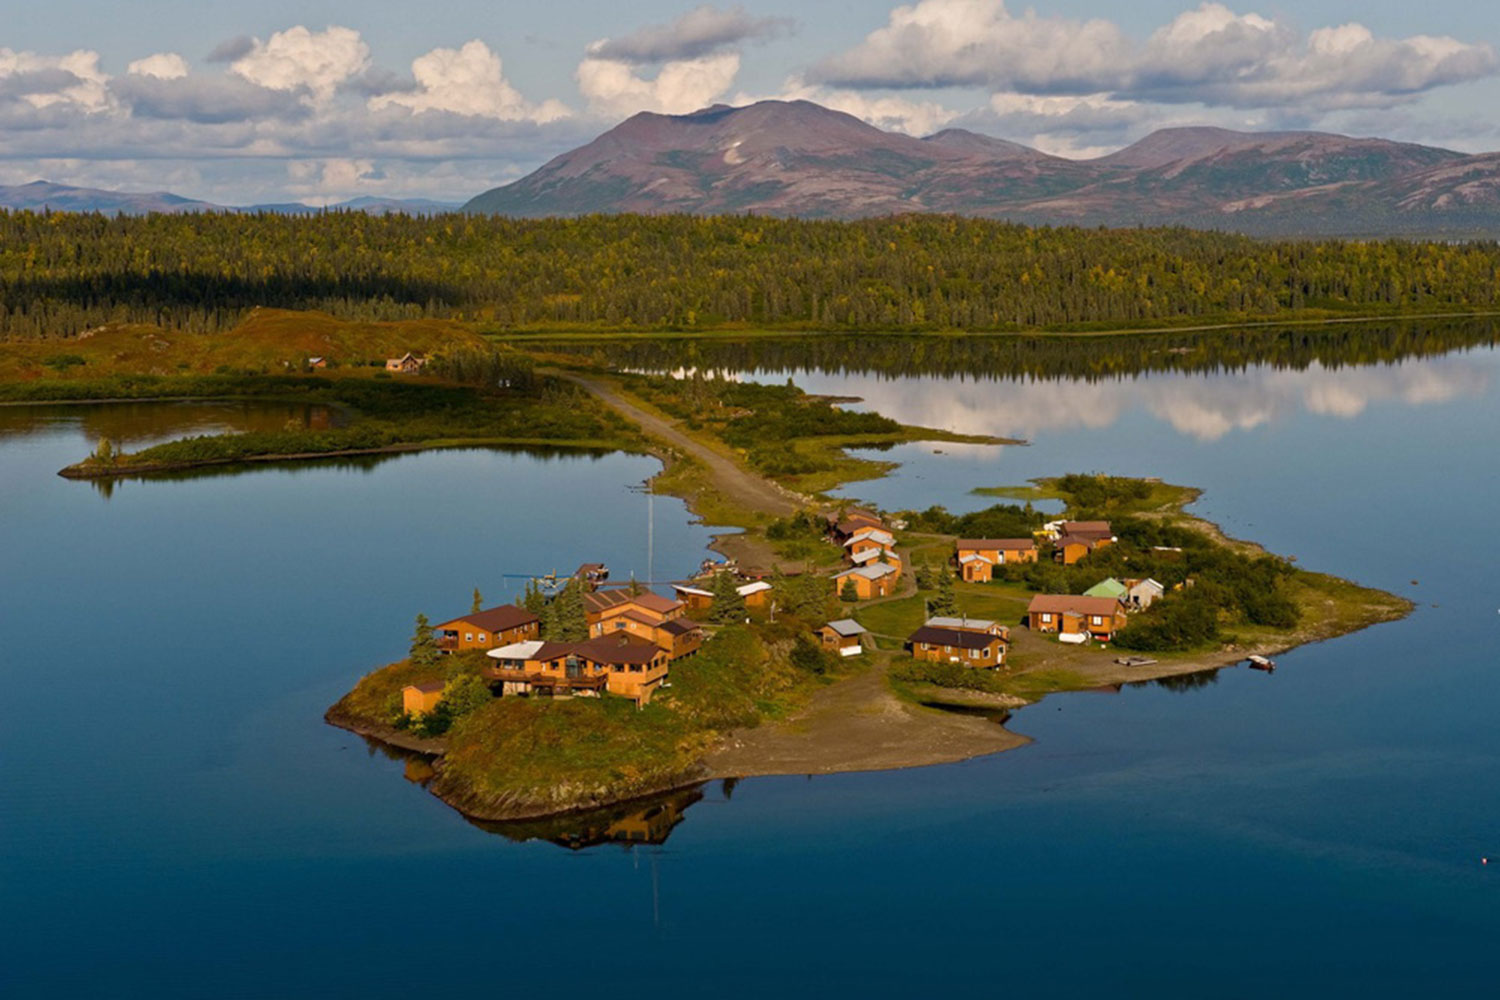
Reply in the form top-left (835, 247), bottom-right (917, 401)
top-left (4, 1), bottom-right (1497, 203)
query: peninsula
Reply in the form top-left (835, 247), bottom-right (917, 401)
top-left (325, 366), bottom-right (1411, 823)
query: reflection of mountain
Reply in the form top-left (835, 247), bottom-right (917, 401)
top-left (469, 785), bottom-right (707, 850)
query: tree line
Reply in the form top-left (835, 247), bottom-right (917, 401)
top-left (4, 210), bottom-right (1500, 339)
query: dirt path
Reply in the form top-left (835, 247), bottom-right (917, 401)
top-left (705, 652), bottom-right (1026, 777)
top-left (563, 372), bottom-right (802, 519)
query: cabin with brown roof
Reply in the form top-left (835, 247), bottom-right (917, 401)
top-left (1026, 594), bottom-right (1128, 641)
top-left (956, 538), bottom-right (1037, 581)
top-left (671, 583), bottom-right (715, 613)
top-left (434, 604), bottom-right (541, 653)
top-left (401, 680), bottom-right (445, 717)
top-left (586, 589), bottom-right (701, 659)
top-left (906, 625), bottom-right (1008, 668)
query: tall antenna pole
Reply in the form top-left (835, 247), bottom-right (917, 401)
top-left (647, 485), bottom-right (655, 586)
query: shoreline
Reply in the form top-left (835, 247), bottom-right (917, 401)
top-left (486, 308), bottom-right (1500, 342)
top-left (56, 436), bottom-right (633, 479)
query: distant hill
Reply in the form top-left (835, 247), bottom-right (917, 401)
top-left (462, 100), bottom-right (1500, 237)
top-left (0, 180), bottom-right (221, 215)
top-left (0, 181), bottom-right (461, 216)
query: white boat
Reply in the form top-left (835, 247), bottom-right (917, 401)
top-left (1247, 654), bottom-right (1276, 671)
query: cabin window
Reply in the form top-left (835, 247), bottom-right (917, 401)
top-left (1040, 613), bottom-right (1052, 623)
top-left (464, 632), bottom-right (474, 642)
top-left (1091, 616), bottom-right (1103, 626)
top-left (477, 634), bottom-right (487, 643)
top-left (614, 621), bottom-right (627, 630)
top-left (630, 664), bottom-right (642, 673)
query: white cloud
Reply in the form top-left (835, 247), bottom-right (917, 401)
top-left (371, 40), bottom-right (569, 122)
top-left (578, 51), bottom-right (741, 116)
top-left (126, 53), bottom-right (190, 80)
top-left (229, 25), bottom-right (370, 103)
top-left (814, 1), bottom-right (1497, 112)
top-left (0, 48), bottom-right (111, 111)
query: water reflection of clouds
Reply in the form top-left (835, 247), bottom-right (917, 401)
top-left (781, 357), bottom-right (1493, 442)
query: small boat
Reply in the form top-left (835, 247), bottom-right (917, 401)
top-left (1247, 654), bottom-right (1276, 672)
top-left (1114, 656), bottom-right (1158, 667)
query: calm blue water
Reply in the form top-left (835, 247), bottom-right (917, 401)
top-left (4, 345), bottom-right (1500, 997)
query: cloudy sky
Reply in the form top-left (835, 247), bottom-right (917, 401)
top-left (4, 0), bottom-right (1497, 204)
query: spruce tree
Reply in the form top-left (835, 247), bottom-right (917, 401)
top-left (522, 579), bottom-right (547, 618)
top-left (409, 614), bottom-right (439, 667)
top-left (709, 573), bottom-right (747, 624)
top-left (840, 577), bottom-right (860, 603)
top-left (555, 580), bottom-right (590, 641)
top-left (471, 587), bottom-right (483, 614)
top-left (930, 567), bottom-right (959, 617)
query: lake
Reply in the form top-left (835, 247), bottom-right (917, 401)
top-left (4, 330), bottom-right (1500, 996)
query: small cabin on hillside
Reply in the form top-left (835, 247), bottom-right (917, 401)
top-left (385, 352), bottom-right (426, 374)
top-left (817, 619), bottom-right (868, 657)
top-left (435, 604), bottom-right (541, 653)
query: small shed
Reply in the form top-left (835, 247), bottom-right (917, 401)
top-left (1128, 578), bottom-right (1165, 609)
top-left (402, 680), bottom-right (445, 717)
top-left (818, 619), bottom-right (868, 656)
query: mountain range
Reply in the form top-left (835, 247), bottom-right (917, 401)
top-left (463, 100), bottom-right (1500, 238)
top-left (0, 181), bottom-right (460, 217)
top-left (11, 100), bottom-right (1500, 237)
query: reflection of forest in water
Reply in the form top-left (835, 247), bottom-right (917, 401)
top-left (542, 317), bottom-right (1500, 382)
top-left (0, 400), bottom-right (343, 444)
top-left (549, 320), bottom-right (1499, 442)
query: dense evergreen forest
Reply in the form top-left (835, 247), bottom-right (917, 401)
top-left (3, 211), bottom-right (1500, 339)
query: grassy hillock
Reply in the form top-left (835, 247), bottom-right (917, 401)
top-left (331, 623), bottom-right (847, 821)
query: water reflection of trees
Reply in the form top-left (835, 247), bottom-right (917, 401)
top-left (468, 785), bottom-right (709, 850)
top-left (1130, 669), bottom-right (1223, 693)
top-left (546, 318), bottom-right (1500, 382)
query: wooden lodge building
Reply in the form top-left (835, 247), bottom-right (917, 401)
top-left (435, 604), bottom-right (542, 654)
top-left (585, 588), bottom-right (704, 660)
top-left (485, 635), bottom-right (671, 704)
top-left (906, 616), bottom-right (1009, 668)
top-left (955, 538), bottom-right (1038, 582)
top-left (1050, 521), bottom-right (1116, 565)
top-left (1026, 594), bottom-right (1128, 642)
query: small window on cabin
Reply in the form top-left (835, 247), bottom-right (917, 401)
top-left (614, 621), bottom-right (626, 630)
top-left (631, 664), bottom-right (642, 672)
top-left (1041, 613), bottom-right (1052, 623)
top-left (464, 633), bottom-right (474, 641)
top-left (478, 634), bottom-right (487, 643)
